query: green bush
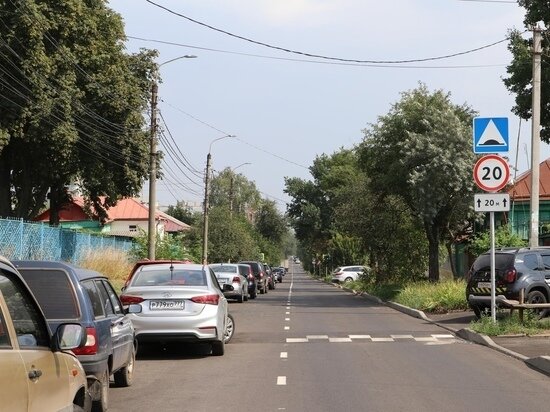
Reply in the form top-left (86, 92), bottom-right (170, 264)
top-left (392, 280), bottom-right (468, 313)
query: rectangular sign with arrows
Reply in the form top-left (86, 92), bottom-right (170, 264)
top-left (474, 193), bottom-right (510, 212)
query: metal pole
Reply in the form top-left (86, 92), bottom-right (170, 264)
top-left (147, 81), bottom-right (158, 260)
top-left (529, 26), bottom-right (542, 247)
top-left (490, 211), bottom-right (496, 323)
top-left (201, 152), bottom-right (212, 264)
top-left (229, 173), bottom-right (234, 217)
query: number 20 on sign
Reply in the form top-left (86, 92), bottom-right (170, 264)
top-left (473, 154), bottom-right (510, 192)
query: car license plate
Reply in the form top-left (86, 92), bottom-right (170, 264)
top-left (477, 282), bottom-right (492, 289)
top-left (150, 300), bottom-right (184, 310)
top-left (218, 278), bottom-right (228, 284)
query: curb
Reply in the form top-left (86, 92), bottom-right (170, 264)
top-left (324, 278), bottom-right (550, 374)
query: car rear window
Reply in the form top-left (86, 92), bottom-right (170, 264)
top-left (131, 269), bottom-right (207, 286)
top-left (210, 265), bottom-right (238, 273)
top-left (472, 254), bottom-right (515, 271)
top-left (240, 262), bottom-right (260, 275)
top-left (17, 269), bottom-right (79, 320)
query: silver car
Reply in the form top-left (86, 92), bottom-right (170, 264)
top-left (120, 262), bottom-right (232, 356)
top-left (209, 263), bottom-right (249, 303)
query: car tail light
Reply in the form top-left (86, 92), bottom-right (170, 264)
top-left (247, 274), bottom-right (254, 281)
top-left (260, 272), bottom-right (264, 278)
top-left (191, 294), bottom-right (220, 305)
top-left (504, 269), bottom-right (517, 283)
top-left (72, 327), bottom-right (98, 356)
top-left (120, 295), bottom-right (144, 305)
top-left (232, 276), bottom-right (241, 284)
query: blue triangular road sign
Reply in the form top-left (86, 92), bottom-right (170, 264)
top-left (473, 117), bottom-right (509, 153)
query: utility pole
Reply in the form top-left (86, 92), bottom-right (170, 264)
top-left (529, 25), bottom-right (542, 247)
top-left (147, 81), bottom-right (158, 260)
top-left (201, 153), bottom-right (212, 265)
top-left (229, 172), bottom-right (234, 217)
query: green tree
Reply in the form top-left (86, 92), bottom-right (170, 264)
top-left (469, 225), bottom-right (527, 258)
top-left (165, 201), bottom-right (196, 226)
top-left (0, 0), bottom-right (156, 222)
top-left (206, 206), bottom-right (259, 263)
top-left (358, 84), bottom-right (476, 282)
top-left (209, 168), bottom-right (261, 214)
top-left (503, 1), bottom-right (550, 142)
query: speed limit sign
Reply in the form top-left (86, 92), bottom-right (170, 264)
top-left (473, 154), bottom-right (510, 192)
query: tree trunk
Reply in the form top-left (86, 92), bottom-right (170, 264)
top-left (446, 241), bottom-right (458, 279)
top-left (0, 149), bottom-right (12, 217)
top-left (425, 222), bottom-right (440, 282)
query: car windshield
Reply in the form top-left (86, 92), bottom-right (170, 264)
top-left (210, 266), bottom-right (237, 273)
top-left (131, 269), bottom-right (207, 287)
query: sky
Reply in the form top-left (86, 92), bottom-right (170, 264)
top-left (107, 0), bottom-right (543, 212)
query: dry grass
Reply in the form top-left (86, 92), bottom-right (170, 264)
top-left (78, 248), bottom-right (133, 291)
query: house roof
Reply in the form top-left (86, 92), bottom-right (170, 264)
top-left (508, 158), bottom-right (550, 201)
top-left (35, 197), bottom-right (191, 232)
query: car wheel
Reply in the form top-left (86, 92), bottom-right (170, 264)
top-left (244, 291), bottom-right (249, 301)
top-left (114, 344), bottom-right (135, 387)
top-left (91, 369), bottom-right (109, 412)
top-left (526, 290), bottom-right (547, 318)
top-left (223, 313), bottom-right (235, 344)
top-left (237, 290), bottom-right (244, 303)
top-left (211, 339), bottom-right (225, 356)
top-left (344, 277), bottom-right (353, 283)
top-left (250, 289), bottom-right (257, 299)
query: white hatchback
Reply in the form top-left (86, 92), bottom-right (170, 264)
top-left (331, 266), bottom-right (366, 283)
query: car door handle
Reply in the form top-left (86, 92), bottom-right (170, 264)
top-left (28, 368), bottom-right (42, 380)
top-left (111, 320), bottom-right (124, 327)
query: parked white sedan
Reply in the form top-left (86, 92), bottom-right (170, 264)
top-left (209, 263), bottom-right (249, 303)
top-left (120, 262), bottom-right (233, 356)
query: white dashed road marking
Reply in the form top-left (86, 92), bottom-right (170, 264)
top-left (285, 334), bottom-right (458, 343)
top-left (280, 352), bottom-right (288, 358)
top-left (277, 376), bottom-right (287, 385)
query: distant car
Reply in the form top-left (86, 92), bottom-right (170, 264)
top-left (14, 260), bottom-right (140, 412)
top-left (120, 262), bottom-right (233, 356)
top-left (263, 263), bottom-right (276, 290)
top-left (238, 263), bottom-right (257, 299)
top-left (239, 261), bottom-right (268, 294)
top-left (331, 266), bottom-right (365, 283)
top-left (209, 263), bottom-right (249, 303)
top-left (0, 256), bottom-right (90, 412)
top-left (272, 267), bottom-right (284, 283)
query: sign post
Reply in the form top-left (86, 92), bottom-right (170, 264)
top-left (473, 154), bottom-right (510, 323)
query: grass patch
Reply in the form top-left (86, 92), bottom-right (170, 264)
top-left (78, 248), bottom-right (133, 292)
top-left (392, 280), bottom-right (469, 313)
top-left (470, 312), bottom-right (550, 336)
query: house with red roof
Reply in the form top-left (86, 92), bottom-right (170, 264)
top-left (34, 197), bottom-right (190, 238)
top-left (507, 158), bottom-right (550, 243)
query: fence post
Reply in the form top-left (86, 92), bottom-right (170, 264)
top-left (19, 218), bottom-right (24, 259)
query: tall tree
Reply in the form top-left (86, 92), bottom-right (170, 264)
top-left (209, 167), bottom-right (261, 215)
top-left (503, 1), bottom-right (550, 141)
top-left (358, 84), bottom-right (476, 282)
top-left (0, 0), bottom-right (156, 222)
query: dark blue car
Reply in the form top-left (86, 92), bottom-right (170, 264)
top-left (14, 260), bottom-right (140, 412)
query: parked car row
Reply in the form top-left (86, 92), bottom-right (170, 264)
top-left (0, 257), bottom-right (240, 412)
top-left (209, 261), bottom-right (286, 302)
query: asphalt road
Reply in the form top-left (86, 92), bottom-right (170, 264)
top-left (109, 264), bottom-right (550, 412)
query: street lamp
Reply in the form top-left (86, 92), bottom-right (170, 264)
top-left (148, 55), bottom-right (197, 260)
top-left (201, 135), bottom-right (235, 264)
top-left (229, 162), bottom-right (251, 216)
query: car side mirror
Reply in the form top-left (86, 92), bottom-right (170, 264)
top-left (126, 304), bottom-right (142, 314)
top-left (55, 324), bottom-right (86, 351)
top-left (223, 284), bottom-right (234, 292)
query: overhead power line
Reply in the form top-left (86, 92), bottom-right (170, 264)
top-left (128, 36), bottom-right (506, 69)
top-left (145, 0), bottom-right (515, 64)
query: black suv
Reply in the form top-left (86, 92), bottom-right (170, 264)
top-left (14, 260), bottom-right (141, 412)
top-left (466, 247), bottom-right (550, 317)
top-left (238, 261), bottom-right (268, 294)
